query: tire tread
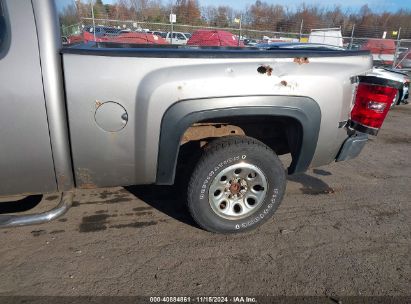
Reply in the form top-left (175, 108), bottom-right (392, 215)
top-left (187, 136), bottom-right (283, 233)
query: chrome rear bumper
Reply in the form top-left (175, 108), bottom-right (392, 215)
top-left (336, 132), bottom-right (368, 162)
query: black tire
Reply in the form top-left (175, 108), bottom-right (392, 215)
top-left (391, 92), bottom-right (400, 108)
top-left (187, 136), bottom-right (286, 233)
top-left (396, 89), bottom-right (403, 105)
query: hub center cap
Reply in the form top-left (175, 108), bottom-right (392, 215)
top-left (229, 183), bottom-right (241, 194)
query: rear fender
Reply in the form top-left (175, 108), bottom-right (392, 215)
top-left (156, 95), bottom-right (321, 185)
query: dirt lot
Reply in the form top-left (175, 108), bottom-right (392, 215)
top-left (0, 106), bottom-right (410, 298)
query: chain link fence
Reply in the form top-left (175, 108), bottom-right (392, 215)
top-left (59, 1), bottom-right (411, 69)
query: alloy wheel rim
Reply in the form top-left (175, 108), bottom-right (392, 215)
top-left (208, 162), bottom-right (268, 220)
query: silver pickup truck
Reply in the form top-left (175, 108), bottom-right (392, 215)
top-left (0, 0), bottom-right (401, 233)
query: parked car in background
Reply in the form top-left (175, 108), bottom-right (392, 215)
top-left (187, 30), bottom-right (244, 47)
top-left (256, 42), bottom-right (345, 50)
top-left (348, 43), bottom-right (362, 50)
top-left (261, 36), bottom-right (299, 44)
top-left (165, 32), bottom-right (190, 45)
top-left (361, 39), bottom-right (396, 66)
top-left (243, 38), bottom-right (258, 46)
top-left (83, 31), bottom-right (168, 45)
top-left (308, 28), bottom-right (343, 47)
top-left (62, 34), bottom-right (83, 46)
top-left (147, 31), bottom-right (167, 38)
top-left (83, 25), bottom-right (121, 37)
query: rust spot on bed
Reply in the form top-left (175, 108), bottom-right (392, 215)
top-left (257, 65), bottom-right (273, 76)
top-left (76, 168), bottom-right (97, 189)
top-left (294, 57), bottom-right (309, 65)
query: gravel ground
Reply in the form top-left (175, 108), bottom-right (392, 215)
top-left (0, 105), bottom-right (410, 297)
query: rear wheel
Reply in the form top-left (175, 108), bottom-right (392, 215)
top-left (187, 136), bottom-right (286, 233)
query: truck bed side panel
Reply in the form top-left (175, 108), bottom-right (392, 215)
top-left (62, 49), bottom-right (371, 188)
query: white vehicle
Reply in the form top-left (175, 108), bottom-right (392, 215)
top-left (243, 38), bottom-right (258, 46)
top-left (165, 32), bottom-right (190, 45)
top-left (261, 36), bottom-right (298, 43)
top-left (308, 28), bottom-right (343, 47)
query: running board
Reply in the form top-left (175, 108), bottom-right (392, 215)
top-left (0, 192), bottom-right (74, 228)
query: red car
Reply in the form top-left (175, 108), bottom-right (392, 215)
top-left (360, 39), bottom-right (396, 65)
top-left (83, 31), bottom-right (168, 45)
top-left (187, 30), bottom-right (244, 47)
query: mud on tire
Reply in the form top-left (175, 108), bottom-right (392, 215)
top-left (187, 136), bottom-right (286, 233)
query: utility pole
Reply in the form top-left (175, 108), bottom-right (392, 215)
top-left (170, 6), bottom-right (174, 45)
top-left (91, 0), bottom-right (96, 42)
top-left (393, 27), bottom-right (401, 68)
top-left (299, 19), bottom-right (304, 42)
top-left (349, 24), bottom-right (355, 49)
top-left (238, 15), bottom-right (242, 47)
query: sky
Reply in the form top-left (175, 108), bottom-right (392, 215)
top-left (192, 0), bottom-right (410, 13)
top-left (101, 0), bottom-right (411, 13)
top-left (93, 0), bottom-right (411, 13)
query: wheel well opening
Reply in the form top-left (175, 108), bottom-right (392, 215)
top-left (177, 115), bottom-right (303, 171)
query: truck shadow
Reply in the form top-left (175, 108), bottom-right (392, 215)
top-left (125, 185), bottom-right (198, 228)
top-left (287, 173), bottom-right (334, 195)
top-left (0, 195), bottom-right (43, 214)
top-left (125, 172), bottom-right (335, 227)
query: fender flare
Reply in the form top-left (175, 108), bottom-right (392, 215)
top-left (156, 95), bottom-right (321, 185)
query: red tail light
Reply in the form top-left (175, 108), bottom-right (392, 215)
top-left (350, 83), bottom-right (398, 135)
